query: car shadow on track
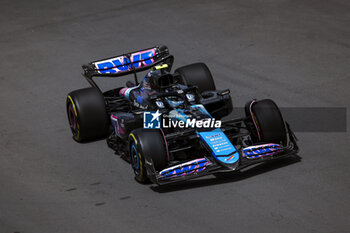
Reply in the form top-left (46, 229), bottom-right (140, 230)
top-left (151, 155), bottom-right (301, 193)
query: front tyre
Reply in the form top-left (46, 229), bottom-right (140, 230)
top-left (245, 99), bottom-right (287, 146)
top-left (129, 129), bottom-right (168, 183)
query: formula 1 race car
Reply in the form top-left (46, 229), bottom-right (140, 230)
top-left (66, 46), bottom-right (299, 185)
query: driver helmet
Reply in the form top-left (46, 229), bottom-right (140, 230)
top-left (142, 65), bottom-right (174, 90)
top-left (142, 69), bottom-right (162, 90)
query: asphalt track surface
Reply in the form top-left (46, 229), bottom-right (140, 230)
top-left (1, 0), bottom-right (349, 233)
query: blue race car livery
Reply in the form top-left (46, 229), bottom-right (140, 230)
top-left (66, 46), bottom-right (299, 185)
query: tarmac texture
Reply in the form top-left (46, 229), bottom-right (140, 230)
top-left (0, 0), bottom-right (349, 233)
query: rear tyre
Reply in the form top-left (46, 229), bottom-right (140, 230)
top-left (175, 63), bottom-right (216, 93)
top-left (66, 87), bottom-right (109, 142)
top-left (245, 99), bottom-right (287, 145)
top-left (129, 129), bottom-right (168, 183)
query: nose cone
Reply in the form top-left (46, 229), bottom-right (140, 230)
top-left (197, 128), bottom-right (240, 167)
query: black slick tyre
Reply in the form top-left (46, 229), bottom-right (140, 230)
top-left (175, 63), bottom-right (216, 93)
top-left (66, 87), bottom-right (109, 142)
top-left (129, 129), bottom-right (168, 183)
top-left (245, 99), bottom-right (287, 145)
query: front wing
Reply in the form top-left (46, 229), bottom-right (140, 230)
top-left (146, 142), bottom-right (298, 185)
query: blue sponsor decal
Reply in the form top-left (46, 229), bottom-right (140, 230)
top-left (96, 57), bottom-right (129, 74)
top-left (243, 143), bottom-right (283, 159)
top-left (156, 101), bottom-right (165, 108)
top-left (132, 50), bottom-right (156, 68)
top-left (95, 49), bottom-right (156, 74)
top-left (198, 129), bottom-right (239, 164)
top-left (186, 94), bottom-right (195, 102)
top-left (159, 158), bottom-right (210, 179)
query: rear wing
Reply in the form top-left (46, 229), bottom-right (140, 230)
top-left (82, 45), bottom-right (173, 79)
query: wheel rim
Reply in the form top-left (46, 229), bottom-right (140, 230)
top-left (67, 103), bottom-right (78, 136)
top-left (130, 144), bottom-right (140, 176)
